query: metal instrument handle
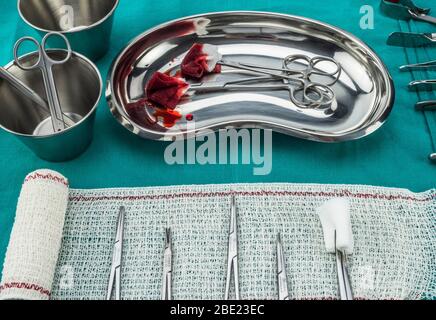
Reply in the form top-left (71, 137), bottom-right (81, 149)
top-left (190, 82), bottom-right (294, 92)
top-left (191, 82), bottom-right (333, 108)
top-left (415, 100), bottom-right (436, 111)
top-left (277, 235), bottom-right (290, 301)
top-left (409, 79), bottom-right (436, 91)
top-left (290, 82), bottom-right (335, 107)
top-left (384, 0), bottom-right (430, 14)
top-left (106, 207), bottom-right (125, 301)
top-left (220, 60), bottom-right (299, 81)
top-left (225, 197), bottom-right (240, 300)
top-left (39, 33), bottom-right (72, 131)
top-left (409, 10), bottom-right (436, 25)
top-left (400, 60), bottom-right (436, 71)
top-left (310, 56), bottom-right (342, 78)
top-left (40, 32), bottom-right (72, 66)
top-left (13, 37), bottom-right (42, 71)
top-left (39, 33), bottom-right (73, 132)
top-left (283, 54), bottom-right (340, 78)
top-left (13, 33), bottom-right (73, 132)
top-left (336, 250), bottom-right (353, 300)
top-left (40, 62), bottom-right (66, 131)
top-left (161, 228), bottom-right (172, 300)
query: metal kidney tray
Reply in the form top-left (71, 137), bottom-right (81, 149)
top-left (107, 11), bottom-right (395, 142)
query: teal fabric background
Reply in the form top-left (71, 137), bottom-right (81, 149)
top-left (0, 1), bottom-right (435, 272)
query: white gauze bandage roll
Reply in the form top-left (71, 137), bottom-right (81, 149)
top-left (0, 169), bottom-right (69, 300)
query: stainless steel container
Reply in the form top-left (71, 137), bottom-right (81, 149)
top-left (0, 50), bottom-right (102, 162)
top-left (17, 0), bottom-right (119, 61)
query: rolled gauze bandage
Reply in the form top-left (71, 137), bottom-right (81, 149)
top-left (0, 170), bottom-right (69, 300)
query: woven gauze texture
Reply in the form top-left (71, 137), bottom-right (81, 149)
top-left (51, 184), bottom-right (435, 300)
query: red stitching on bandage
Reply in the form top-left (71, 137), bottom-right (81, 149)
top-left (0, 282), bottom-right (51, 297)
top-left (69, 189), bottom-right (435, 203)
top-left (24, 172), bottom-right (69, 187)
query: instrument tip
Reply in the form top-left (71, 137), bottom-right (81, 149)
top-left (165, 228), bottom-right (172, 244)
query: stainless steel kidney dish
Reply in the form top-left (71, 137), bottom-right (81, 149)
top-left (107, 11), bottom-right (395, 142)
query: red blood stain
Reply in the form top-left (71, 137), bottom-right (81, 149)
top-left (145, 72), bottom-right (189, 109)
top-left (125, 99), bottom-right (156, 126)
top-left (181, 43), bottom-right (221, 79)
top-left (126, 98), bottom-right (183, 129)
top-left (154, 108), bottom-right (182, 128)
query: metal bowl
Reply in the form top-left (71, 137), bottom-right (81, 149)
top-left (18, 0), bottom-right (119, 60)
top-left (0, 50), bottom-right (102, 162)
top-left (107, 11), bottom-right (395, 142)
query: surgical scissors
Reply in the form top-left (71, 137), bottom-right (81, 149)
top-left (225, 196), bottom-right (240, 300)
top-left (277, 234), bottom-right (290, 300)
top-left (14, 32), bottom-right (72, 132)
top-left (162, 228), bottom-right (173, 300)
top-left (107, 206), bottom-right (125, 300)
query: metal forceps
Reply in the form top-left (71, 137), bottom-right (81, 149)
top-left (335, 231), bottom-right (353, 300)
top-left (107, 206), bottom-right (125, 300)
top-left (277, 234), bottom-right (290, 300)
top-left (224, 54), bottom-right (341, 105)
top-left (162, 228), bottom-right (173, 300)
top-left (400, 60), bottom-right (436, 71)
top-left (13, 32), bottom-right (72, 132)
top-left (280, 54), bottom-right (340, 107)
top-left (190, 75), bottom-right (333, 109)
top-left (192, 55), bottom-right (340, 108)
top-left (219, 54), bottom-right (341, 86)
top-left (225, 196), bottom-right (240, 300)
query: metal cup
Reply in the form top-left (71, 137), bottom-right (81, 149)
top-left (0, 50), bottom-right (102, 162)
top-left (17, 0), bottom-right (119, 61)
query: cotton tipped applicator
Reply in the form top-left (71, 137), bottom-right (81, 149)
top-left (317, 198), bottom-right (354, 300)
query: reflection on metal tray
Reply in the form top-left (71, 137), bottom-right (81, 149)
top-left (107, 11), bottom-right (395, 142)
